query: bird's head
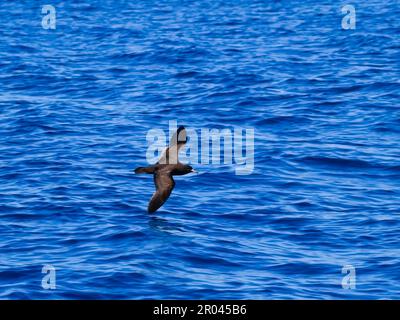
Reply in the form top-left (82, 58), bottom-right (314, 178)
top-left (186, 165), bottom-right (196, 173)
top-left (172, 164), bottom-right (197, 175)
top-left (182, 165), bottom-right (196, 174)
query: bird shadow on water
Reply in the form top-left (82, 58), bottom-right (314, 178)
top-left (147, 214), bottom-right (186, 236)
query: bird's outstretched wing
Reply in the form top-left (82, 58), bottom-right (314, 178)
top-left (148, 170), bottom-right (175, 213)
top-left (158, 126), bottom-right (187, 165)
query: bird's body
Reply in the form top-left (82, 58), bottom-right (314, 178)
top-left (134, 126), bottom-right (195, 213)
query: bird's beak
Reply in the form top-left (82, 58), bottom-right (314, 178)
top-left (191, 169), bottom-right (197, 173)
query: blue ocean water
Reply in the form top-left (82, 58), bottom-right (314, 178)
top-left (0, 0), bottom-right (399, 299)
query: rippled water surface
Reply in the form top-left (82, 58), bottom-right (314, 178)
top-left (0, 1), bottom-right (399, 299)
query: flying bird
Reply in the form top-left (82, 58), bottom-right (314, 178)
top-left (134, 126), bottom-right (196, 213)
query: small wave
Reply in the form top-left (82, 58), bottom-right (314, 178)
top-left (298, 156), bottom-right (373, 169)
top-left (256, 116), bottom-right (311, 126)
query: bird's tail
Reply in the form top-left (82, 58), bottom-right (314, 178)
top-left (134, 166), bottom-right (155, 174)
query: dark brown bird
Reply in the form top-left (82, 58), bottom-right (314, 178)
top-left (134, 126), bottom-right (196, 213)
